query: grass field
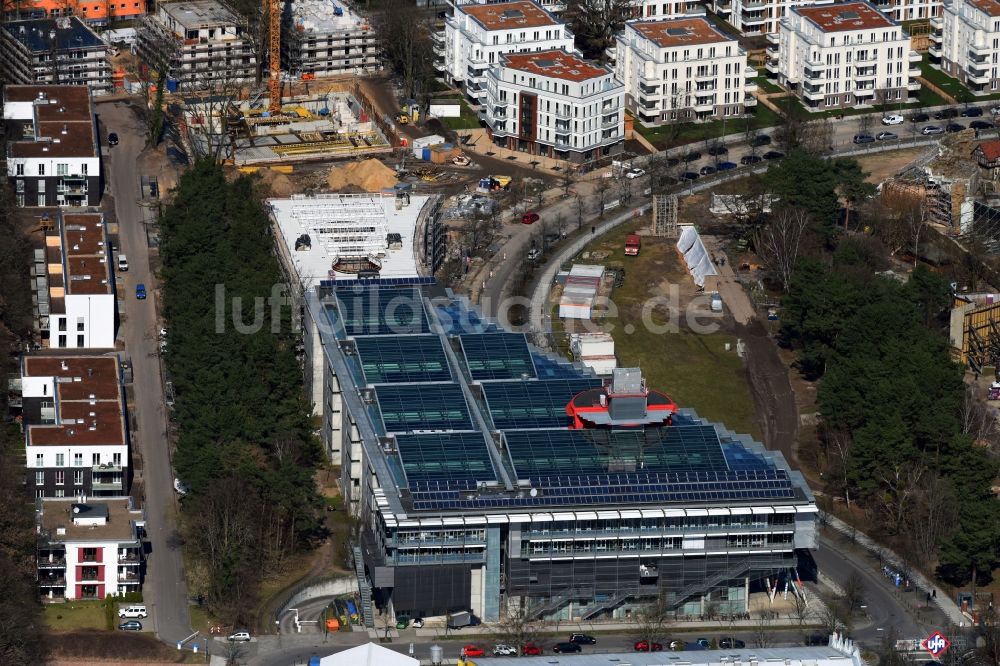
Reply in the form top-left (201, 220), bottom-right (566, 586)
top-left (754, 75), bottom-right (784, 95)
top-left (561, 223), bottom-right (762, 439)
top-left (439, 99), bottom-right (483, 130)
top-left (919, 54), bottom-right (967, 99)
top-left (634, 105), bottom-right (781, 150)
top-left (43, 601), bottom-right (106, 632)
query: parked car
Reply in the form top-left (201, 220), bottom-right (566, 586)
top-left (751, 134), bottom-right (772, 147)
top-left (740, 154), bottom-right (762, 165)
top-left (570, 633), bottom-right (597, 644)
top-left (881, 114), bottom-right (905, 125)
top-left (876, 131), bottom-right (898, 141)
top-left (527, 247), bottom-right (541, 261)
top-left (118, 605), bottom-right (148, 619)
top-left (707, 144), bottom-right (728, 156)
top-left (670, 640), bottom-right (686, 650)
top-left (553, 642), bottom-right (582, 653)
top-left (522, 644), bottom-right (543, 656)
top-left (909, 112), bottom-right (930, 122)
top-left (922, 125), bottom-right (945, 135)
top-left (108, 132), bottom-right (119, 146)
top-left (934, 108), bottom-right (959, 119)
top-left (135, 283), bottom-right (146, 300)
top-left (173, 478), bottom-right (190, 495)
top-left (852, 133), bottom-right (875, 144)
top-left (720, 638), bottom-right (746, 649)
top-left (962, 106), bottom-right (984, 117)
top-left (946, 122), bottom-right (966, 132)
top-left (683, 150), bottom-right (702, 162)
top-left (493, 644), bottom-right (518, 656)
top-left (700, 165), bottom-right (717, 176)
top-left (625, 168), bottom-right (646, 179)
top-left (118, 620), bottom-right (142, 631)
top-left (411, 618), bottom-right (424, 629)
top-left (762, 150), bottom-right (785, 160)
top-left (970, 120), bottom-right (994, 129)
top-left (805, 634), bottom-right (827, 646)
top-left (697, 638), bottom-right (711, 649)
top-left (634, 640), bottom-right (663, 652)
top-left (665, 156), bottom-right (680, 166)
top-left (228, 632), bottom-right (252, 642)
top-left (117, 254), bottom-right (128, 272)
top-left (717, 161), bottom-right (738, 170)
top-left (681, 171), bottom-right (700, 181)
top-left (521, 211), bottom-right (539, 225)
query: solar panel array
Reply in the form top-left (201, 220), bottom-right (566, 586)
top-left (334, 286), bottom-right (428, 336)
top-left (354, 335), bottom-right (451, 384)
top-left (482, 378), bottom-right (603, 430)
top-left (459, 332), bottom-right (537, 380)
top-left (376, 384), bottom-right (473, 432)
top-left (395, 432), bottom-right (497, 487)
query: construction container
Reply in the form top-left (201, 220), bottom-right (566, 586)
top-left (166, 78), bottom-right (178, 93)
top-left (421, 147), bottom-right (431, 161)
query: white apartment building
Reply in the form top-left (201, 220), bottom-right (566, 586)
top-left (19, 356), bottom-right (129, 498)
top-left (36, 498), bottom-right (144, 601)
top-left (483, 48), bottom-right (625, 163)
top-left (137, 0), bottom-right (256, 91)
top-left (712, 0), bottom-right (819, 36)
top-left (768, 1), bottom-right (921, 111)
top-left (932, 0), bottom-right (1000, 94)
top-left (4, 85), bottom-right (101, 208)
top-left (439, 1), bottom-right (575, 104)
top-left (282, 0), bottom-right (379, 78)
top-left (874, 0), bottom-right (942, 21)
top-left (615, 17), bottom-right (758, 125)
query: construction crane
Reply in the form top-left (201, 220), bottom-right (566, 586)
top-left (266, 0), bottom-right (281, 114)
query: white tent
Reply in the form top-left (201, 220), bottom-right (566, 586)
top-left (676, 225), bottom-right (718, 288)
top-left (320, 642), bottom-right (418, 666)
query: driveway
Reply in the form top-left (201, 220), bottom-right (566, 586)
top-left (97, 101), bottom-right (192, 646)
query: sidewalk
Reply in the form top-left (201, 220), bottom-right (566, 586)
top-left (457, 128), bottom-right (577, 176)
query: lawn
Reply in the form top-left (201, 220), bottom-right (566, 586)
top-left (439, 99), bottom-right (483, 130)
top-left (754, 75), bottom-right (784, 95)
top-left (634, 104), bottom-right (781, 150)
top-left (560, 223), bottom-right (763, 439)
top-left (43, 601), bottom-right (106, 632)
top-left (919, 54), bottom-right (967, 99)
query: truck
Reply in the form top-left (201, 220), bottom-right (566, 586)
top-left (625, 234), bottom-right (641, 256)
top-left (448, 610), bottom-right (473, 629)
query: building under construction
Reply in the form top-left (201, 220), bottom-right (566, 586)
top-left (283, 0), bottom-right (379, 78)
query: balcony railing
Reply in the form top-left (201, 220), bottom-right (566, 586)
top-left (39, 576), bottom-right (66, 586)
top-left (93, 463), bottom-right (123, 473)
top-left (91, 479), bottom-right (124, 491)
top-left (802, 86), bottom-right (825, 100)
top-left (38, 557), bottom-right (66, 568)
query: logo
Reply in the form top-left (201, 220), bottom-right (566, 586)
top-left (921, 631), bottom-right (951, 658)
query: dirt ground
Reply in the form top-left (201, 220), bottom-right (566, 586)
top-left (856, 146), bottom-right (932, 184)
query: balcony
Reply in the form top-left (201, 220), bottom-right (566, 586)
top-left (908, 79), bottom-right (921, 91)
top-left (967, 67), bottom-right (990, 84)
top-left (39, 576), bottom-right (66, 587)
top-left (744, 95), bottom-right (758, 107)
top-left (765, 58), bottom-right (780, 73)
top-left (91, 478), bottom-right (124, 491)
top-left (854, 87), bottom-right (875, 98)
top-left (802, 86), bottom-right (825, 100)
top-left (741, 11), bottom-right (768, 26)
top-left (804, 68), bottom-right (824, 81)
top-left (908, 49), bottom-right (922, 63)
top-left (38, 557), bottom-right (66, 568)
top-left (805, 56), bottom-right (826, 68)
top-left (118, 571), bottom-right (140, 582)
top-left (908, 65), bottom-right (921, 77)
top-left (693, 99), bottom-right (715, 113)
top-left (118, 551), bottom-right (141, 564)
top-left (694, 69), bottom-right (717, 82)
top-left (929, 31), bottom-right (942, 44)
top-left (928, 44), bottom-right (941, 57)
top-left (433, 43), bottom-right (445, 57)
top-left (716, 1), bottom-right (731, 14)
top-left (92, 463), bottom-right (123, 474)
top-left (639, 82), bottom-right (660, 95)
top-left (766, 32), bottom-right (779, 45)
top-left (930, 16), bottom-right (942, 29)
top-left (969, 49), bottom-right (988, 64)
top-left (970, 43), bottom-right (991, 56)
top-left (601, 114), bottom-right (620, 128)
top-left (745, 80), bottom-right (758, 93)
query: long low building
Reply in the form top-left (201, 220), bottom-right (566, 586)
top-left (298, 280), bottom-right (817, 626)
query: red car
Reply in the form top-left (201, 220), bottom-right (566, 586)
top-left (522, 211), bottom-right (539, 224)
top-left (634, 640), bottom-right (664, 652)
top-left (463, 645), bottom-right (485, 657)
top-left (522, 644), bottom-right (543, 655)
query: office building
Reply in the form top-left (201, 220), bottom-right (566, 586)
top-left (0, 18), bottom-right (112, 94)
top-left (615, 17), bottom-right (758, 125)
top-left (439, 1), bottom-right (575, 103)
top-left (483, 48), bottom-right (625, 163)
top-left (4, 85), bottom-right (102, 208)
top-left (768, 1), bottom-right (921, 111)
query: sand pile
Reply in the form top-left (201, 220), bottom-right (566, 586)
top-left (257, 168), bottom-right (295, 197)
top-left (327, 159), bottom-right (398, 192)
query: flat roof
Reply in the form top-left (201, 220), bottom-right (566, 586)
top-left (795, 2), bottom-right (895, 31)
top-left (4, 86), bottom-right (97, 160)
top-left (269, 193), bottom-right (428, 289)
top-left (290, 0), bottom-right (368, 33)
top-left (59, 213), bottom-right (113, 296)
top-left (22, 356), bottom-right (126, 448)
top-left (631, 17), bottom-right (734, 48)
top-left (461, 1), bottom-right (561, 31)
top-left (470, 645), bottom-right (859, 666)
top-left (38, 498), bottom-right (141, 543)
top-left (159, 0), bottom-right (241, 28)
top-left (501, 49), bottom-right (609, 83)
top-left (2, 17), bottom-right (105, 53)
top-left (968, 0), bottom-right (1000, 17)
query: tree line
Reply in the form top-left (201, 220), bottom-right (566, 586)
top-left (159, 160), bottom-right (326, 623)
top-left (761, 151), bottom-right (1000, 587)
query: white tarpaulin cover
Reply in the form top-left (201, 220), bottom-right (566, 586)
top-left (677, 225), bottom-right (717, 287)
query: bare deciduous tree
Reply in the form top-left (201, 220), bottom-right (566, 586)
top-left (754, 207), bottom-right (810, 293)
top-left (374, 0), bottom-right (435, 100)
top-left (492, 601), bottom-right (542, 652)
top-left (843, 572), bottom-right (866, 616)
top-left (633, 595), bottom-right (673, 650)
top-left (876, 462), bottom-right (927, 535)
top-left (564, 0), bottom-right (634, 61)
top-left (903, 474), bottom-right (959, 567)
top-left (574, 192), bottom-right (586, 230)
top-left (752, 610), bottom-right (777, 648)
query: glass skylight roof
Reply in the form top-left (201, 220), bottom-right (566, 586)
top-left (459, 332), bottom-right (536, 380)
top-left (354, 335), bottom-right (451, 384)
top-left (376, 383), bottom-right (473, 432)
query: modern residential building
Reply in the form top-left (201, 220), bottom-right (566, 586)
top-left (768, 1), bottom-right (921, 111)
top-left (296, 281), bottom-right (817, 627)
top-left (2, 0), bottom-right (148, 24)
top-left (36, 498), bottom-right (144, 601)
top-left (931, 0), bottom-right (1000, 94)
top-left (4, 85), bottom-right (102, 208)
top-left (615, 17), bottom-right (758, 125)
top-left (483, 49), bottom-right (625, 163)
top-left (137, 0), bottom-right (256, 91)
top-left (711, 0), bottom-right (819, 36)
top-left (876, 0), bottom-right (943, 21)
top-left (282, 0), bottom-right (378, 78)
top-left (633, 0), bottom-right (704, 19)
top-left (439, 0), bottom-right (575, 103)
top-left (34, 212), bottom-right (118, 349)
top-left (0, 18), bottom-right (112, 94)
top-left (17, 356), bottom-right (129, 499)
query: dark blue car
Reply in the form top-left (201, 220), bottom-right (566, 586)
top-left (136, 283), bottom-right (146, 300)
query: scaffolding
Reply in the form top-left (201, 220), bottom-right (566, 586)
top-left (651, 194), bottom-right (678, 237)
top-left (289, 194), bottom-right (389, 264)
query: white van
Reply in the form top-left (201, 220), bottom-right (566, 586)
top-left (118, 605), bottom-right (147, 618)
top-left (117, 254), bottom-right (129, 272)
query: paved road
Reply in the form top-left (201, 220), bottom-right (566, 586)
top-left (98, 101), bottom-right (193, 648)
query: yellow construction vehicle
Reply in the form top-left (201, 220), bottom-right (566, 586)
top-left (397, 113), bottom-right (409, 125)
